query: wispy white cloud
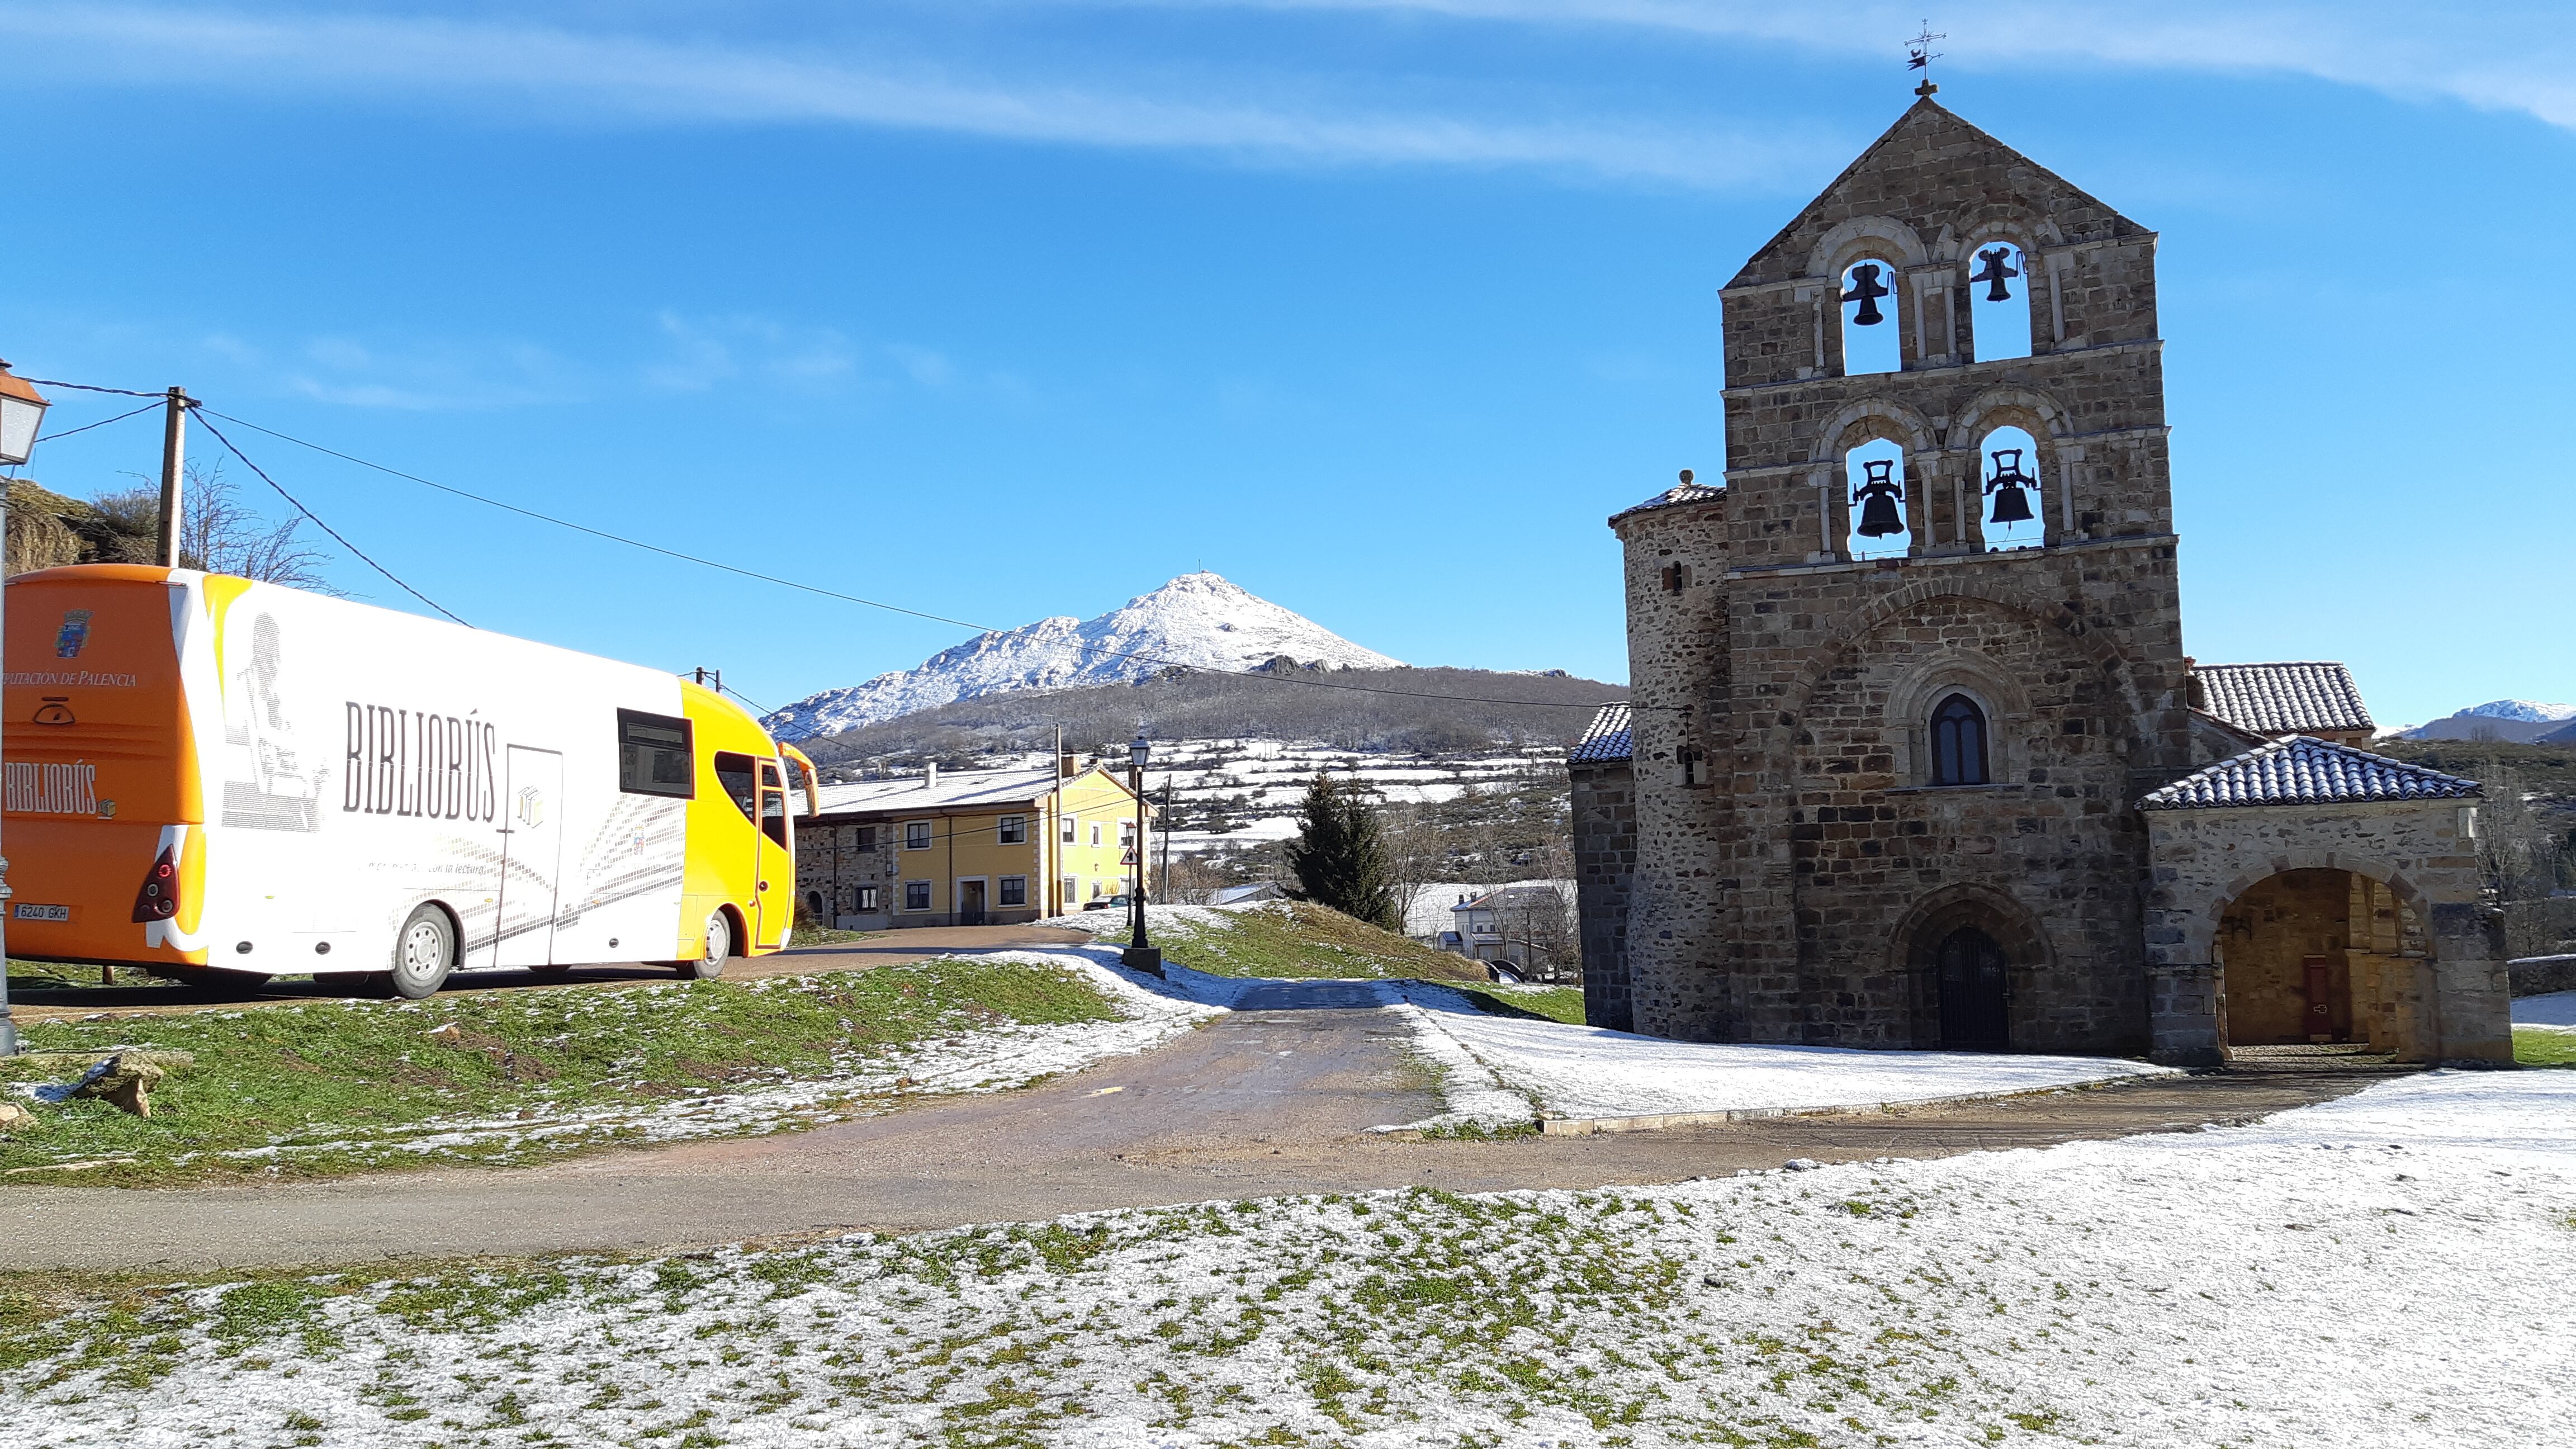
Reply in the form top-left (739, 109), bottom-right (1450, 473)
top-left (1137, 0), bottom-right (2576, 131)
top-left (0, 4), bottom-right (1825, 188)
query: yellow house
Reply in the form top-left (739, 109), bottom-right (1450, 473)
top-left (794, 760), bottom-right (1152, 928)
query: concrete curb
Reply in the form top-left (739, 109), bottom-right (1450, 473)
top-left (1533, 1073), bottom-right (2159, 1136)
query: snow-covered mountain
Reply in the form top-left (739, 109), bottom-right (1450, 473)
top-left (764, 572), bottom-right (1404, 740)
top-left (2397, 699), bottom-right (2576, 743)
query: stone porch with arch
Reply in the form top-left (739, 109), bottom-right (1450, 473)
top-left (2138, 736), bottom-right (2511, 1067)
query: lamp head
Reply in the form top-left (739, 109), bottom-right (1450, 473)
top-left (1129, 732), bottom-right (1150, 770)
top-left (0, 362), bottom-right (50, 468)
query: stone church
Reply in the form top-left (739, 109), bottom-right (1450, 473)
top-left (1568, 98), bottom-right (2511, 1067)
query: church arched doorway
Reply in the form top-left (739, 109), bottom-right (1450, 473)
top-left (1935, 926), bottom-right (2011, 1050)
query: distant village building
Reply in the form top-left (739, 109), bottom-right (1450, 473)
top-left (1208, 882), bottom-right (1285, 907)
top-left (797, 758), bottom-right (1149, 929)
top-left (1447, 884), bottom-right (1579, 981)
top-left (1568, 99), bottom-right (2509, 1066)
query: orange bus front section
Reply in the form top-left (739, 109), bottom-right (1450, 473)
top-left (4, 566), bottom-right (211, 969)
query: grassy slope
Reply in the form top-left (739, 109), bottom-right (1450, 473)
top-left (0, 958), bottom-right (1117, 1188)
top-left (1103, 902), bottom-right (1490, 983)
top-left (2515, 1029), bottom-right (2576, 1066)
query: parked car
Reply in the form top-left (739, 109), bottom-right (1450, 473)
top-left (1083, 894), bottom-right (1136, 912)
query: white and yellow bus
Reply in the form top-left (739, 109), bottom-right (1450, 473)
top-left (3, 564), bottom-right (815, 996)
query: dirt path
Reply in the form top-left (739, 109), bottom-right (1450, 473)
top-left (0, 980), bottom-right (2402, 1273)
top-left (3, 924), bottom-right (1094, 1024)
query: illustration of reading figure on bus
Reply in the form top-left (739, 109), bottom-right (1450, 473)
top-left (222, 610), bottom-right (326, 832)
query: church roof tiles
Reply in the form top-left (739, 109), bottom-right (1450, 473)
top-left (1569, 703), bottom-right (1633, 764)
top-left (2194, 661), bottom-right (2375, 736)
top-left (1608, 480), bottom-right (1722, 525)
top-left (2138, 735), bottom-right (2479, 811)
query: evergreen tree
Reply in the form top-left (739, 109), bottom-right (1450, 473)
top-left (1281, 771), bottom-right (1400, 929)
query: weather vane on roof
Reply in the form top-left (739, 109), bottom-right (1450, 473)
top-left (1907, 20), bottom-right (1946, 98)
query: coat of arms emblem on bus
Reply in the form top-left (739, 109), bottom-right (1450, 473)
top-left (55, 609), bottom-right (92, 658)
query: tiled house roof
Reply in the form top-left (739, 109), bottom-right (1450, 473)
top-left (2194, 662), bottom-right (2375, 736)
top-left (1569, 703), bottom-right (1633, 764)
top-left (1607, 479), bottom-right (1722, 524)
top-left (2139, 736), bottom-right (2480, 811)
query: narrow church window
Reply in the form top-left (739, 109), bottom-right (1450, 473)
top-left (1839, 260), bottom-right (1902, 375)
top-left (1966, 242), bottom-right (2032, 362)
top-left (1662, 562), bottom-right (1691, 593)
top-left (1845, 439), bottom-right (1910, 559)
top-left (1978, 427), bottom-right (2045, 551)
top-left (1930, 693), bottom-right (1990, 785)
top-left (1680, 746), bottom-right (1705, 786)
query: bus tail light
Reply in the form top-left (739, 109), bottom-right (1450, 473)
top-left (132, 845), bottom-right (181, 922)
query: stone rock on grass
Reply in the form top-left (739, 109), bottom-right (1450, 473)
top-left (0, 1101), bottom-right (30, 1131)
top-left (71, 1054), bottom-right (165, 1118)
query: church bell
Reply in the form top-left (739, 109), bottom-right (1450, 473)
top-left (1840, 263), bottom-right (1890, 327)
top-left (1853, 458), bottom-right (1906, 538)
top-left (1968, 245), bottom-right (2020, 302)
top-left (1985, 448), bottom-right (2037, 525)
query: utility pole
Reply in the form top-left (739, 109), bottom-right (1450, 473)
top-left (155, 387), bottom-right (191, 568)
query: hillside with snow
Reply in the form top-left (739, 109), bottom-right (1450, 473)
top-left (764, 572), bottom-right (1403, 740)
top-left (2399, 699), bottom-right (2576, 744)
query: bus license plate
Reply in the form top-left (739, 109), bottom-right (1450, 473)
top-left (11, 904), bottom-right (70, 922)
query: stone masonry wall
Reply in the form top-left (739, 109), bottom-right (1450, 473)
top-left (2142, 799), bottom-right (2509, 1064)
top-left (1570, 757), bottom-right (1637, 1032)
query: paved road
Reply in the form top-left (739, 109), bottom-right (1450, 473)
top-left (4, 924), bottom-right (1096, 1024)
top-left (0, 978), bottom-right (2400, 1273)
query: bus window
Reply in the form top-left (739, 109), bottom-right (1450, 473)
top-left (760, 790), bottom-right (789, 848)
top-left (617, 710), bottom-right (695, 798)
top-left (713, 751), bottom-right (759, 824)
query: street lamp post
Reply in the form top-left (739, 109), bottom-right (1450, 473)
top-left (0, 361), bottom-right (55, 1058)
top-left (1122, 731), bottom-right (1162, 977)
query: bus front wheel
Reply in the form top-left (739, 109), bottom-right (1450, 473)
top-left (386, 905), bottom-right (457, 999)
top-left (678, 910), bottom-right (731, 981)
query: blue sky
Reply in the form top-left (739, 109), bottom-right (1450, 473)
top-left (3, 2), bottom-right (2569, 728)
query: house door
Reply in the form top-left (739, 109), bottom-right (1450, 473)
top-left (958, 879), bottom-right (987, 927)
top-left (493, 747), bottom-right (565, 969)
top-left (2302, 955), bottom-right (2343, 1042)
top-left (754, 761), bottom-right (791, 950)
top-left (1936, 926), bottom-right (2011, 1051)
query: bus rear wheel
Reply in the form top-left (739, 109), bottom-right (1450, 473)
top-left (677, 910), bottom-right (731, 981)
top-left (385, 905), bottom-right (456, 999)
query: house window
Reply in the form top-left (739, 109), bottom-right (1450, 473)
top-left (999, 876), bottom-right (1027, 907)
top-left (1119, 821), bottom-right (1136, 848)
top-left (903, 880), bottom-right (932, 912)
top-left (1062, 875), bottom-right (1078, 905)
top-left (1061, 814), bottom-right (1077, 843)
top-left (1931, 693), bottom-right (1991, 786)
top-left (806, 889), bottom-right (823, 917)
top-left (854, 826), bottom-right (877, 851)
top-left (998, 815), bottom-right (1027, 845)
top-left (855, 884), bottom-right (880, 912)
top-left (905, 821), bottom-right (932, 850)
top-left (1090, 823), bottom-right (1102, 847)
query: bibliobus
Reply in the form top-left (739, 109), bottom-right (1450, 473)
top-left (3, 565), bottom-right (814, 997)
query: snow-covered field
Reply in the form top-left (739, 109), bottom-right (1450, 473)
top-left (17, 1069), bottom-right (2570, 1448)
top-left (2514, 989), bottom-right (2576, 1030)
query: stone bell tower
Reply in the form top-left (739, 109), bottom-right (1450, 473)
top-left (1613, 98), bottom-right (2193, 1052)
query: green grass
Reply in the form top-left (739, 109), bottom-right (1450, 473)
top-left (784, 926), bottom-right (882, 948)
top-left (1450, 984), bottom-right (1588, 1025)
top-left (2514, 1028), bottom-right (2576, 1066)
top-left (0, 957), bottom-right (1120, 1188)
top-left (1102, 902), bottom-right (1488, 983)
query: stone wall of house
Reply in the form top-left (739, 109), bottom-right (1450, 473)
top-left (1570, 756), bottom-right (1637, 1031)
top-left (1613, 99), bottom-right (2190, 1053)
top-left (2141, 798), bottom-right (2509, 1064)
top-left (795, 823), bottom-right (900, 929)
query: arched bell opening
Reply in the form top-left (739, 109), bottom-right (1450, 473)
top-left (1964, 240), bottom-right (2033, 362)
top-left (1843, 438), bottom-right (1911, 560)
top-left (1976, 425), bottom-right (2046, 552)
top-left (1839, 258), bottom-right (1903, 376)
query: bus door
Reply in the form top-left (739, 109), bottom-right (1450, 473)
top-left (755, 760), bottom-right (792, 949)
top-left (493, 746), bottom-right (566, 968)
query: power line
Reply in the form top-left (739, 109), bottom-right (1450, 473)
top-left (196, 408), bottom-right (1621, 714)
top-left (20, 377), bottom-right (167, 399)
top-left (19, 400), bottom-right (163, 445)
top-left (190, 412), bottom-right (472, 627)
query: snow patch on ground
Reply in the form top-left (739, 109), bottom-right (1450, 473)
top-left (1383, 983), bottom-right (2174, 1126)
top-left (2512, 989), bottom-right (2576, 1030)
top-left (18, 1071), bottom-right (2574, 1448)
